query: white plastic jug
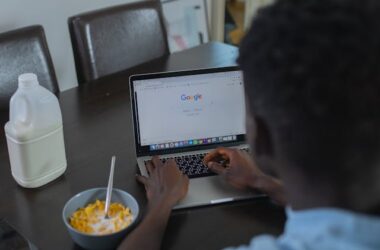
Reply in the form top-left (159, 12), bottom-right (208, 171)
top-left (4, 73), bottom-right (67, 188)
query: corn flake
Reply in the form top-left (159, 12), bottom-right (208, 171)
top-left (69, 200), bottom-right (133, 235)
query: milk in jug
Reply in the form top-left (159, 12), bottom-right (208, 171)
top-left (4, 73), bottom-right (67, 188)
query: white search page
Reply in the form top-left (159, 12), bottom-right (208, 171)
top-left (134, 71), bottom-right (246, 146)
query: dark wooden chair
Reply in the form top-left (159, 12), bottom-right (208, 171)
top-left (68, 1), bottom-right (170, 85)
top-left (0, 25), bottom-right (59, 111)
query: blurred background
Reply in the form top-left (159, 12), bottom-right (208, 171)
top-left (0, 0), bottom-right (273, 91)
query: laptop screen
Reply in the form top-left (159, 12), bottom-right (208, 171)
top-left (131, 67), bottom-right (246, 155)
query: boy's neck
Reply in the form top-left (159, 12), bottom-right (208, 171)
top-left (285, 181), bottom-right (380, 216)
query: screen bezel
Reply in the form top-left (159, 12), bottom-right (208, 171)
top-left (130, 66), bottom-right (246, 157)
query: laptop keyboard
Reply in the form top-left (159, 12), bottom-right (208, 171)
top-left (145, 153), bottom-right (213, 178)
top-left (144, 148), bottom-right (250, 179)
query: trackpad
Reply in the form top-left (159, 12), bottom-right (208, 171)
top-left (174, 176), bottom-right (263, 209)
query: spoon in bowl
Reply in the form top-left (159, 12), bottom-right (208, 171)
top-left (104, 155), bottom-right (116, 219)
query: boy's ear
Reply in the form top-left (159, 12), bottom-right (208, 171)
top-left (253, 116), bottom-right (274, 157)
top-left (246, 113), bottom-right (278, 177)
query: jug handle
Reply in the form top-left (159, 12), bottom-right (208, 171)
top-left (13, 94), bottom-right (33, 127)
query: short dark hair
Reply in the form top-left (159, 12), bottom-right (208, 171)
top-left (239, 0), bottom-right (380, 188)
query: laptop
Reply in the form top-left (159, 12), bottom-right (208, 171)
top-left (130, 66), bottom-right (265, 209)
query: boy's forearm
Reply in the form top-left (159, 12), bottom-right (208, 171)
top-left (118, 200), bottom-right (172, 250)
top-left (251, 174), bottom-right (286, 206)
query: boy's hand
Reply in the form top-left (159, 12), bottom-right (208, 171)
top-left (121, 157), bottom-right (189, 250)
top-left (204, 147), bottom-right (264, 190)
top-left (204, 148), bottom-right (286, 205)
top-left (136, 156), bottom-right (189, 209)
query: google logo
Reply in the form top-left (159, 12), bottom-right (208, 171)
top-left (181, 94), bottom-right (202, 101)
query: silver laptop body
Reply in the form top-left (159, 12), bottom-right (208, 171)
top-left (130, 67), bottom-right (265, 209)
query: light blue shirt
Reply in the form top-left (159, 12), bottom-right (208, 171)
top-left (225, 207), bottom-right (380, 250)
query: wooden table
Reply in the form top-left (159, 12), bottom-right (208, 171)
top-left (0, 42), bottom-right (285, 250)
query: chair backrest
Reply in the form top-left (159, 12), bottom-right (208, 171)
top-left (69, 1), bottom-right (170, 85)
top-left (0, 25), bottom-right (59, 111)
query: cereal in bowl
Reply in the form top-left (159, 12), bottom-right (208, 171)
top-left (69, 200), bottom-right (133, 235)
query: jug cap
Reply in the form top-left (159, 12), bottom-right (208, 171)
top-left (18, 73), bottom-right (38, 88)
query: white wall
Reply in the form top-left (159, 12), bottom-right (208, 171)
top-left (0, 0), bottom-right (141, 91)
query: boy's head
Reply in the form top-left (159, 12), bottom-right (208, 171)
top-left (239, 0), bottom-right (380, 212)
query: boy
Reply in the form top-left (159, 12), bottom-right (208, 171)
top-left (119, 0), bottom-right (380, 249)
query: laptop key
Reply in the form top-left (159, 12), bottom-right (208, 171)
top-left (159, 153), bottom-right (216, 178)
top-left (144, 148), bottom-right (249, 178)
